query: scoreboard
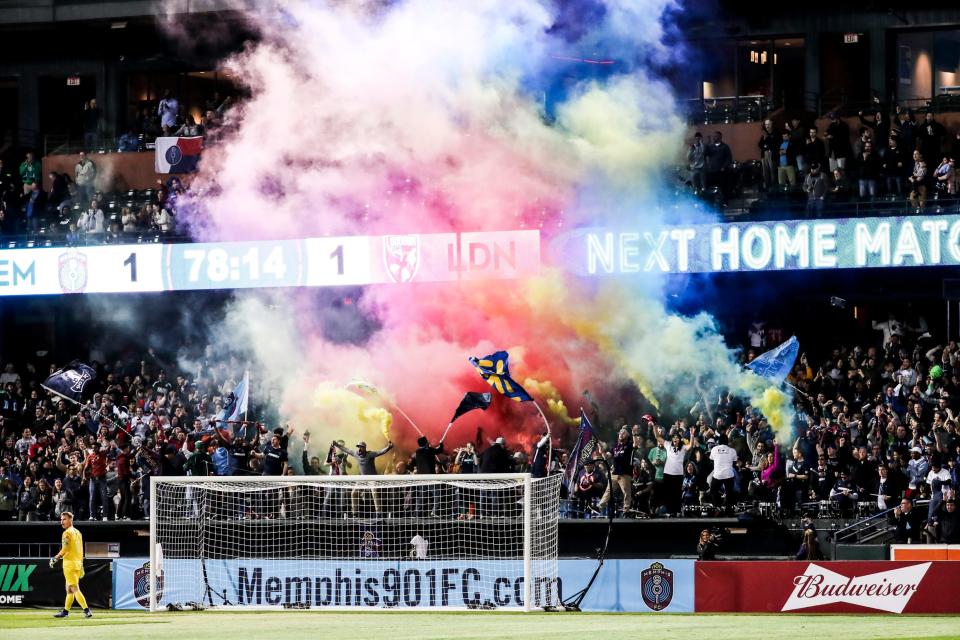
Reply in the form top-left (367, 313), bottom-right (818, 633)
top-left (0, 231), bottom-right (541, 296)
top-left (3, 214), bottom-right (960, 296)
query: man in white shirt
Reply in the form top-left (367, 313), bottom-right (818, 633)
top-left (709, 434), bottom-right (739, 510)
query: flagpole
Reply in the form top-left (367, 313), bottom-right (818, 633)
top-left (532, 400), bottom-right (553, 472)
top-left (41, 385), bottom-right (133, 437)
top-left (389, 402), bottom-right (425, 438)
top-left (439, 422), bottom-right (454, 443)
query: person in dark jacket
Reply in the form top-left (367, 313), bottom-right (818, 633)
top-left (859, 110), bottom-right (890, 151)
top-left (891, 498), bottom-right (926, 543)
top-left (933, 499), bottom-right (960, 543)
top-left (479, 437), bottom-right (512, 517)
top-left (804, 127), bottom-right (826, 172)
top-left (856, 142), bottom-right (881, 199)
top-left (758, 119), bottom-right (778, 191)
top-left (413, 436), bottom-right (444, 516)
top-left (881, 137), bottom-right (907, 196)
top-left (705, 132), bottom-right (733, 202)
top-left (826, 112), bottom-right (852, 171)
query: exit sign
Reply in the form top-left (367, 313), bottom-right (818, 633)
top-left (66, 76), bottom-right (80, 86)
top-left (844, 33), bottom-right (859, 44)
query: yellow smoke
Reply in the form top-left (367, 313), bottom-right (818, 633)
top-left (744, 382), bottom-right (793, 442)
top-left (523, 378), bottom-right (580, 427)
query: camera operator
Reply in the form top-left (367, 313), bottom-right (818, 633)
top-left (697, 528), bottom-right (720, 560)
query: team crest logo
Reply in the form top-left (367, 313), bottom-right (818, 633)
top-left (62, 369), bottom-right (91, 394)
top-left (58, 251), bottom-right (88, 293)
top-left (383, 235), bottom-right (420, 283)
top-left (165, 145), bottom-right (183, 165)
top-left (640, 562), bottom-right (673, 611)
top-left (134, 561), bottom-right (163, 608)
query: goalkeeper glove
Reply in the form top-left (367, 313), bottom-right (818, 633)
top-left (49, 556), bottom-right (59, 568)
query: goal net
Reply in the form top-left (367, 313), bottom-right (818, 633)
top-left (149, 473), bottom-right (561, 611)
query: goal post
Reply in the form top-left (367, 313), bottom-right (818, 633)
top-left (149, 473), bottom-right (561, 611)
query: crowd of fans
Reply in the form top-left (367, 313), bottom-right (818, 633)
top-left (684, 105), bottom-right (960, 215)
top-left (2, 308), bottom-right (959, 543)
top-left (567, 315), bottom-right (960, 544)
top-left (0, 151), bottom-right (187, 241)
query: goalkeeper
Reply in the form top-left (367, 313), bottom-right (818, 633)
top-left (50, 511), bottom-right (92, 619)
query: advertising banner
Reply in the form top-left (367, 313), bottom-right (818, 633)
top-left (113, 558), bottom-right (693, 612)
top-left (0, 558), bottom-right (111, 608)
top-left (696, 561), bottom-right (960, 614)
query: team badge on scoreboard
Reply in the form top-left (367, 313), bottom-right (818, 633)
top-left (383, 235), bottom-right (420, 283)
top-left (134, 561), bottom-right (163, 608)
top-left (58, 251), bottom-right (88, 293)
top-left (640, 562), bottom-right (673, 611)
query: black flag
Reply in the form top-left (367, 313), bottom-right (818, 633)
top-left (42, 361), bottom-right (96, 403)
top-left (450, 392), bottom-right (493, 423)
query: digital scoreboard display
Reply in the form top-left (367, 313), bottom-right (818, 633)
top-left (0, 231), bottom-right (541, 296)
top-left (1, 215), bottom-right (959, 296)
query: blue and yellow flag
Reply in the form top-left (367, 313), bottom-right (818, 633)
top-left (468, 351), bottom-right (533, 402)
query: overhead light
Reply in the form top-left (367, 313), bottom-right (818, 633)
top-left (111, 21), bottom-right (127, 29)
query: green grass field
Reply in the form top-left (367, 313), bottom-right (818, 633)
top-left (3, 610), bottom-right (960, 640)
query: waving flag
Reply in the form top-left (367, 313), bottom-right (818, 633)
top-left (216, 371), bottom-right (249, 430)
top-left (41, 361), bottom-right (96, 403)
top-left (468, 351), bottom-right (532, 402)
top-left (155, 136), bottom-right (203, 173)
top-left (450, 391), bottom-right (493, 423)
top-left (746, 336), bottom-right (800, 384)
top-left (564, 407), bottom-right (599, 488)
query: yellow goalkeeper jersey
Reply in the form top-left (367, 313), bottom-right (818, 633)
top-left (61, 526), bottom-right (83, 563)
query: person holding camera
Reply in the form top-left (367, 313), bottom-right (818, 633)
top-left (697, 529), bottom-right (720, 560)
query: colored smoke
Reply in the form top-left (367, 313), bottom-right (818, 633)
top-left (159, 0), bottom-right (794, 463)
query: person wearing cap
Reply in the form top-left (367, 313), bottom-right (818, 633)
top-left (829, 469), bottom-right (859, 517)
top-left (334, 438), bottom-right (393, 516)
top-left (906, 445), bottom-right (929, 499)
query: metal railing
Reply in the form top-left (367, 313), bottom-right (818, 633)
top-left (0, 542), bottom-right (60, 559)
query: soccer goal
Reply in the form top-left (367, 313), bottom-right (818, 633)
top-left (149, 473), bottom-right (562, 611)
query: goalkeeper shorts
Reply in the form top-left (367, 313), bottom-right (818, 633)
top-left (63, 562), bottom-right (85, 587)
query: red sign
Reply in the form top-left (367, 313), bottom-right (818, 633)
top-left (696, 561), bottom-right (960, 614)
top-left (66, 76), bottom-right (80, 86)
top-left (844, 33), bottom-right (859, 44)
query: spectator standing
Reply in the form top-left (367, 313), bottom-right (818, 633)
top-left (777, 131), bottom-right (797, 187)
top-left (83, 443), bottom-right (109, 521)
top-left (856, 142), bottom-right (880, 199)
top-left (803, 128), bottom-right (826, 173)
top-left (758, 119), bottom-right (778, 191)
top-left (858, 110), bottom-right (890, 151)
top-left (157, 91), bottom-right (179, 136)
top-left (334, 439), bottom-right (393, 516)
top-left (908, 151), bottom-right (929, 212)
top-left (120, 206), bottom-right (137, 233)
top-left (74, 152), bottom-right (97, 206)
top-left (785, 117), bottom-right (807, 173)
top-left (52, 477), bottom-right (73, 518)
top-left (881, 137), bottom-right (906, 196)
top-left (77, 199), bottom-right (105, 240)
top-left (82, 99), bottom-right (103, 151)
top-left (934, 156), bottom-right (956, 196)
top-left (803, 163), bottom-right (828, 217)
top-left (598, 428), bottom-right (633, 516)
top-left (117, 128), bottom-right (140, 153)
top-left (825, 112), bottom-right (852, 172)
top-left (892, 498), bottom-right (925, 543)
top-left (22, 182), bottom-right (46, 234)
top-left (687, 132), bottom-right (707, 193)
top-left (16, 475), bottom-right (38, 521)
top-left (918, 112), bottom-right (946, 165)
top-left (705, 132), bottom-right (733, 203)
top-left (19, 152), bottom-right (41, 195)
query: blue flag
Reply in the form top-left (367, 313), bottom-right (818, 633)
top-left (42, 361), bottom-right (96, 404)
top-left (746, 336), bottom-right (800, 383)
top-left (564, 408), bottom-right (599, 488)
top-left (468, 351), bottom-right (533, 402)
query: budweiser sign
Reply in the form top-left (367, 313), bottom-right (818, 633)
top-left (782, 562), bottom-right (931, 613)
